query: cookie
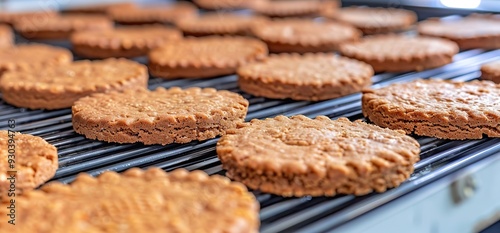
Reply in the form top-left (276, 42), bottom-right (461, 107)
top-left (0, 168), bottom-right (260, 233)
top-left (149, 36), bottom-right (268, 79)
top-left (0, 11), bottom-right (57, 25)
top-left (108, 3), bottom-right (197, 25)
top-left (339, 35), bottom-right (459, 72)
top-left (62, 2), bottom-right (135, 14)
top-left (71, 26), bottom-right (182, 58)
top-left (0, 44), bottom-right (72, 75)
top-left (72, 87), bottom-right (249, 145)
top-left (0, 131), bottom-right (58, 200)
top-left (216, 115), bottom-right (420, 197)
top-left (238, 53), bottom-right (373, 101)
top-left (175, 13), bottom-right (265, 37)
top-left (418, 14), bottom-right (500, 50)
top-left (251, 19), bottom-right (360, 53)
top-left (328, 7), bottom-right (417, 35)
top-left (0, 58), bottom-right (148, 110)
top-left (14, 14), bottom-right (113, 40)
top-left (0, 24), bottom-right (13, 48)
top-left (362, 79), bottom-right (500, 139)
top-left (481, 60), bottom-right (500, 83)
top-left (251, 0), bottom-right (336, 18)
top-left (193, 0), bottom-right (259, 10)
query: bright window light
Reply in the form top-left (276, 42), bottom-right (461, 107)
top-left (440, 0), bottom-right (481, 8)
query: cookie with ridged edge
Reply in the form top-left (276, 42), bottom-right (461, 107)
top-left (72, 87), bottom-right (249, 145)
top-left (0, 58), bottom-right (148, 110)
top-left (0, 131), bottom-right (58, 200)
top-left (418, 14), bottom-right (500, 50)
top-left (149, 36), bottom-right (268, 79)
top-left (339, 35), bottom-right (458, 72)
top-left (175, 13), bottom-right (265, 37)
top-left (0, 168), bottom-right (260, 233)
top-left (238, 53), bottom-right (373, 101)
top-left (108, 3), bottom-right (197, 25)
top-left (62, 2), bottom-right (135, 14)
top-left (71, 26), bottom-right (182, 58)
top-left (481, 60), bottom-right (500, 83)
top-left (0, 11), bottom-right (58, 26)
top-left (362, 79), bottom-right (500, 139)
top-left (251, 0), bottom-right (338, 18)
top-left (328, 7), bottom-right (417, 35)
top-left (216, 115), bottom-right (420, 197)
top-left (251, 19), bottom-right (360, 53)
top-left (0, 24), bottom-right (13, 48)
top-left (14, 14), bottom-right (113, 40)
top-left (0, 44), bottom-right (72, 75)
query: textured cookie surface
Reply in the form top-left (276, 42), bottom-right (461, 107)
top-left (481, 60), bottom-right (500, 83)
top-left (14, 14), bottom-right (112, 39)
top-left (149, 36), bottom-right (268, 79)
top-left (0, 131), bottom-right (58, 199)
top-left (251, 0), bottom-right (329, 17)
top-left (73, 87), bottom-right (249, 145)
top-left (0, 24), bottom-right (12, 48)
top-left (108, 3), bottom-right (196, 25)
top-left (0, 168), bottom-right (259, 233)
top-left (362, 79), bottom-right (500, 139)
top-left (217, 115), bottom-right (420, 197)
top-left (339, 35), bottom-right (458, 72)
top-left (0, 44), bottom-right (72, 74)
top-left (331, 7), bottom-right (417, 35)
top-left (238, 53), bottom-right (373, 100)
top-left (71, 26), bottom-right (182, 58)
top-left (0, 11), bottom-right (57, 25)
top-left (176, 13), bottom-right (264, 37)
top-left (0, 58), bottom-right (148, 110)
top-left (418, 15), bottom-right (500, 49)
top-left (251, 19), bottom-right (360, 53)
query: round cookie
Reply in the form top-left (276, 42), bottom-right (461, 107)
top-left (148, 36), bottom-right (268, 79)
top-left (418, 15), bottom-right (500, 50)
top-left (175, 13), bottom-right (264, 37)
top-left (251, 19), bottom-right (360, 53)
top-left (481, 60), bottom-right (500, 83)
top-left (193, 0), bottom-right (259, 10)
top-left (14, 14), bottom-right (113, 40)
top-left (71, 26), bottom-right (182, 58)
top-left (62, 2), bottom-right (135, 14)
top-left (0, 24), bottom-right (13, 48)
top-left (0, 58), bottom-right (148, 110)
top-left (0, 44), bottom-right (72, 74)
top-left (72, 87), bottom-right (249, 145)
top-left (329, 7), bottom-right (417, 35)
top-left (339, 35), bottom-right (459, 72)
top-left (108, 3), bottom-right (197, 25)
top-left (362, 79), bottom-right (500, 139)
top-left (251, 0), bottom-right (334, 18)
top-left (0, 131), bottom-right (58, 199)
top-left (0, 168), bottom-right (260, 233)
top-left (216, 115), bottom-right (420, 197)
top-left (0, 11), bottom-right (58, 25)
top-left (237, 53), bottom-right (373, 101)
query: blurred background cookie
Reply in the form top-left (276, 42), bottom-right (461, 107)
top-left (0, 24), bottom-right (13, 48)
top-left (176, 13), bottom-right (265, 37)
top-left (481, 60), bottom-right (500, 83)
top-left (0, 44), bottom-right (72, 74)
top-left (108, 2), bottom-right (197, 25)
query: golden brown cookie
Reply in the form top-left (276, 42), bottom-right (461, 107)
top-left (0, 131), bottom-right (58, 200)
top-left (0, 168), bottom-right (260, 233)
top-left (238, 53), bottom-right (373, 101)
top-left (418, 14), bottom-right (500, 50)
top-left (62, 2), bottom-right (135, 14)
top-left (217, 115), bottom-right (420, 197)
top-left (251, 0), bottom-right (337, 18)
top-left (251, 19), bottom-right (360, 53)
top-left (71, 26), bottom-right (182, 58)
top-left (0, 11), bottom-right (58, 25)
top-left (149, 36), bottom-right (268, 79)
top-left (0, 24), bottom-right (13, 48)
top-left (481, 60), bottom-right (500, 83)
top-left (339, 35), bottom-right (459, 72)
top-left (108, 3), bottom-right (197, 25)
top-left (0, 58), bottom-right (148, 110)
top-left (72, 87), bottom-right (249, 145)
top-left (14, 14), bottom-right (113, 40)
top-left (328, 7), bottom-right (417, 35)
top-left (0, 44), bottom-right (72, 74)
top-left (362, 79), bottom-right (500, 139)
top-left (175, 13), bottom-right (265, 37)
